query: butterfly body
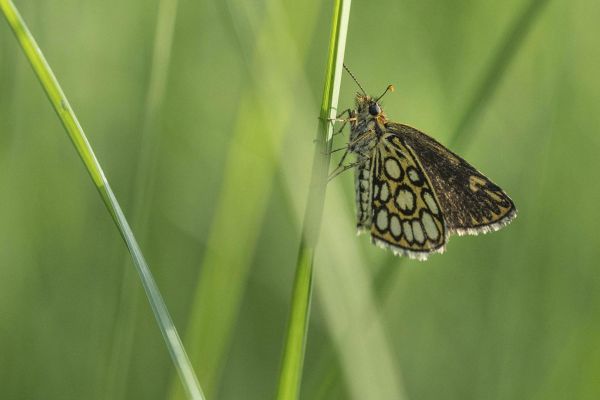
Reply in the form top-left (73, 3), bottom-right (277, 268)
top-left (344, 92), bottom-right (516, 260)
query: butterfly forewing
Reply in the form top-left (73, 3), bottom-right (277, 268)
top-left (369, 133), bottom-right (447, 259)
top-left (387, 123), bottom-right (517, 235)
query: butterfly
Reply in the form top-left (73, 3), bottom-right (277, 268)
top-left (330, 67), bottom-right (517, 260)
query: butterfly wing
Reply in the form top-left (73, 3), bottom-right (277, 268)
top-left (387, 123), bottom-right (517, 235)
top-left (369, 133), bottom-right (447, 260)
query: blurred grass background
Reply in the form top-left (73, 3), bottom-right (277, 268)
top-left (1, 0), bottom-right (600, 399)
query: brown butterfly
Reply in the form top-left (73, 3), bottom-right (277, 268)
top-left (330, 66), bottom-right (517, 260)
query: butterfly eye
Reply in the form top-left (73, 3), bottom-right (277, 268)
top-left (368, 102), bottom-right (381, 116)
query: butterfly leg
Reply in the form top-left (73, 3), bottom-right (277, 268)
top-left (332, 120), bottom-right (348, 137)
top-left (325, 146), bottom-right (348, 155)
top-left (331, 108), bottom-right (351, 121)
top-left (328, 147), bottom-right (371, 181)
top-left (323, 109), bottom-right (351, 126)
top-left (328, 146), bottom-right (351, 180)
top-left (315, 113), bottom-right (354, 145)
top-left (329, 109), bottom-right (356, 137)
top-left (328, 161), bottom-right (359, 182)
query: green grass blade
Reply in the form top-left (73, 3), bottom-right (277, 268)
top-left (275, 1), bottom-right (351, 399)
top-left (166, 0), bottom-right (323, 398)
top-left (449, 0), bottom-right (551, 148)
top-left (0, 2), bottom-right (204, 399)
top-left (105, 0), bottom-right (180, 398)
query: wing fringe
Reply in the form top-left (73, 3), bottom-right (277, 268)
top-left (370, 237), bottom-right (446, 261)
top-left (451, 208), bottom-right (517, 236)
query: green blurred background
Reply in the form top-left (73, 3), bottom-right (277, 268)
top-left (1, 0), bottom-right (599, 399)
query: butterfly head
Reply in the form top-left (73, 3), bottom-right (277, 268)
top-left (355, 94), bottom-right (383, 119)
top-left (354, 85), bottom-right (394, 125)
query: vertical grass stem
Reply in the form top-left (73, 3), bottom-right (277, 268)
top-left (275, 0), bottom-right (351, 399)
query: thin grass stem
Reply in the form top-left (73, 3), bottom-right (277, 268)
top-left (0, 2), bottom-right (204, 399)
top-left (275, 1), bottom-right (351, 399)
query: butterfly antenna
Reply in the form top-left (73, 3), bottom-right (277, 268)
top-left (343, 64), bottom-right (367, 96)
top-left (375, 84), bottom-right (395, 102)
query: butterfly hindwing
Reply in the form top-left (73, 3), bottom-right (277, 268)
top-left (369, 133), bottom-right (447, 260)
top-left (388, 123), bottom-right (517, 235)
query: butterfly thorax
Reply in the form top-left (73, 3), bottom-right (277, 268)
top-left (348, 94), bottom-right (387, 156)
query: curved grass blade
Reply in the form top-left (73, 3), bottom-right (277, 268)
top-left (275, 1), bottom-right (351, 399)
top-left (0, 2), bottom-right (204, 399)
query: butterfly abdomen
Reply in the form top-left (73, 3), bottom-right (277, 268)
top-left (355, 155), bottom-right (374, 231)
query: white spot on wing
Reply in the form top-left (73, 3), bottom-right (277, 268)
top-left (423, 191), bottom-right (439, 215)
top-left (421, 211), bottom-right (439, 240)
top-left (376, 209), bottom-right (389, 231)
top-left (412, 221), bottom-right (425, 244)
top-left (380, 183), bottom-right (389, 202)
top-left (395, 189), bottom-right (414, 211)
top-left (390, 215), bottom-right (402, 237)
top-left (408, 169), bottom-right (420, 183)
top-left (403, 221), bottom-right (413, 242)
top-left (384, 159), bottom-right (401, 179)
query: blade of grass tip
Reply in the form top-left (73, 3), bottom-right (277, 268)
top-left (0, 2), bottom-right (205, 399)
top-left (105, 0), bottom-right (179, 399)
top-left (275, 1), bottom-right (351, 399)
top-left (308, 1), bottom-right (552, 398)
top-left (448, 0), bottom-right (551, 149)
